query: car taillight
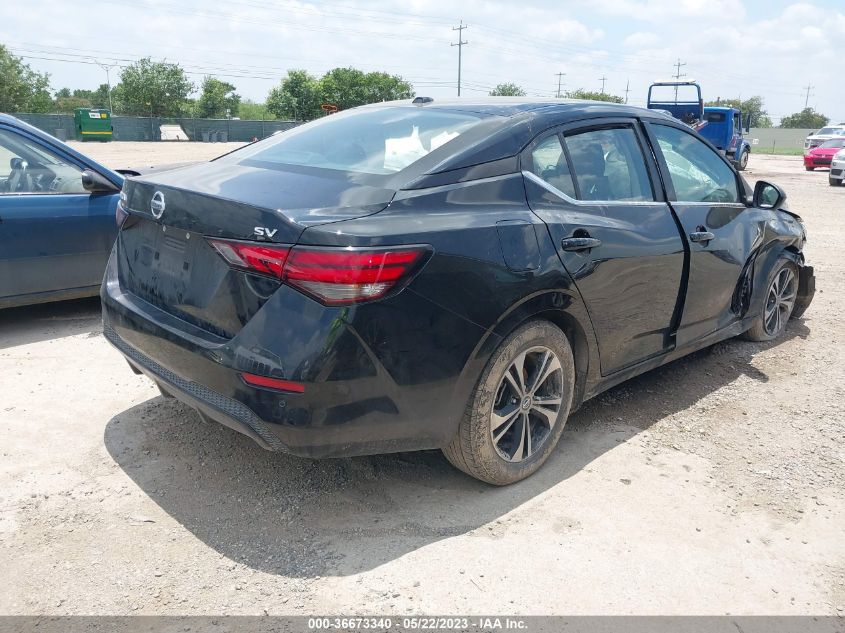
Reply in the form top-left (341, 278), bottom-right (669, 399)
top-left (207, 239), bottom-right (430, 305)
top-left (208, 239), bottom-right (291, 277)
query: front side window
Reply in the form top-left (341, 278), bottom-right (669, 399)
top-left (529, 134), bottom-right (576, 198)
top-left (0, 129), bottom-right (87, 195)
top-left (227, 107), bottom-right (484, 175)
top-left (564, 126), bottom-right (654, 202)
top-left (651, 124), bottom-right (739, 203)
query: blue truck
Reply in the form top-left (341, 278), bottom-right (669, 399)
top-left (647, 81), bottom-right (752, 171)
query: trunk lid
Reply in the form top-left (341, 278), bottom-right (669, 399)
top-left (117, 162), bottom-right (396, 338)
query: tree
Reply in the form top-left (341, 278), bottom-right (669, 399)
top-left (361, 71), bottom-right (413, 103)
top-left (267, 67), bottom-right (414, 121)
top-left (116, 58), bottom-right (194, 117)
top-left (564, 89), bottom-right (623, 104)
top-left (705, 96), bottom-right (772, 128)
top-left (239, 99), bottom-right (276, 120)
top-left (53, 84), bottom-right (113, 113)
top-left (196, 76), bottom-right (240, 118)
top-left (0, 44), bottom-right (52, 112)
top-left (266, 69), bottom-right (322, 121)
top-left (319, 67), bottom-right (413, 111)
top-left (489, 83), bottom-right (526, 97)
top-left (779, 107), bottom-right (829, 129)
top-left (53, 88), bottom-right (91, 113)
top-left (318, 67), bottom-right (369, 112)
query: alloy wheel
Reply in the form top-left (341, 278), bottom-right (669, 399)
top-left (764, 266), bottom-right (797, 336)
top-left (490, 346), bottom-right (563, 462)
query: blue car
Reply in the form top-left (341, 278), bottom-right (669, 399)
top-left (0, 114), bottom-right (123, 309)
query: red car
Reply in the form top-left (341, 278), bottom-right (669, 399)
top-left (805, 137), bottom-right (845, 170)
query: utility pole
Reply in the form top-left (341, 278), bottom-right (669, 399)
top-left (803, 84), bottom-right (814, 109)
top-left (672, 58), bottom-right (687, 102)
top-left (97, 61), bottom-right (118, 113)
top-left (624, 79), bottom-right (630, 104)
top-left (451, 21), bottom-right (468, 97)
top-left (555, 72), bottom-right (566, 98)
top-left (598, 75), bottom-right (608, 94)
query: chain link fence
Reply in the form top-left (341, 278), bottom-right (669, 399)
top-left (13, 113), bottom-right (300, 142)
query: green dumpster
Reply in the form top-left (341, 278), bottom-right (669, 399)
top-left (73, 108), bottom-right (113, 142)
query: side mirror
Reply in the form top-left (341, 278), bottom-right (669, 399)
top-left (81, 169), bottom-right (119, 194)
top-left (753, 180), bottom-right (786, 210)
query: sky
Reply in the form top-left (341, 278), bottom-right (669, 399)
top-left (2, 0), bottom-right (843, 124)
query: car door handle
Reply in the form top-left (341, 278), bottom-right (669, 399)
top-left (560, 236), bottom-right (602, 251)
top-left (689, 231), bottom-right (715, 243)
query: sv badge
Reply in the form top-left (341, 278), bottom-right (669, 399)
top-left (254, 227), bottom-right (278, 239)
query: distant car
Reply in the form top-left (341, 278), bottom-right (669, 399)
top-left (0, 114), bottom-right (123, 309)
top-left (830, 148), bottom-right (845, 186)
top-left (101, 98), bottom-right (815, 485)
top-left (804, 137), bottom-right (845, 171)
top-left (804, 125), bottom-right (845, 150)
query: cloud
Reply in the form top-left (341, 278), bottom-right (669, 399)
top-left (623, 32), bottom-right (659, 48)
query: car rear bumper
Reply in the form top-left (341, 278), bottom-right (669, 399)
top-left (100, 248), bottom-right (487, 458)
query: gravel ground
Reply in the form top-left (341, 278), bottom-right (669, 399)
top-left (65, 140), bottom-right (248, 169)
top-left (0, 152), bottom-right (843, 616)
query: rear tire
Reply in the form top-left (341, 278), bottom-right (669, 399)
top-left (442, 321), bottom-right (575, 485)
top-left (743, 259), bottom-right (799, 342)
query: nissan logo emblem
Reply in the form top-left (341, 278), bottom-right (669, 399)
top-left (150, 191), bottom-right (166, 219)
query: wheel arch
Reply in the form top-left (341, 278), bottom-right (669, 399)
top-left (747, 240), bottom-right (804, 317)
top-left (461, 288), bottom-right (598, 412)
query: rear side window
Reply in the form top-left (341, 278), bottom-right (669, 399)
top-left (529, 135), bottom-right (576, 198)
top-left (564, 127), bottom-right (654, 202)
top-left (229, 107), bottom-right (483, 175)
top-left (651, 124), bottom-right (739, 203)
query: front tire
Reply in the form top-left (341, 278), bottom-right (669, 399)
top-left (442, 321), bottom-right (575, 485)
top-left (805, 166), bottom-right (815, 171)
top-left (737, 149), bottom-right (750, 171)
top-left (743, 259), bottom-right (798, 342)
top-left (830, 177), bottom-right (842, 187)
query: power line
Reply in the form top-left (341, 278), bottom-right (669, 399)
top-left (803, 84), bottom-right (814, 109)
top-left (672, 58), bottom-right (687, 101)
top-left (451, 21), bottom-right (468, 97)
top-left (555, 72), bottom-right (566, 98)
top-left (96, 61), bottom-right (118, 113)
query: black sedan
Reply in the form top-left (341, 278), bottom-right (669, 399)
top-left (101, 98), bottom-right (814, 484)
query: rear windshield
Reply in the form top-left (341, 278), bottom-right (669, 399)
top-left (704, 112), bottom-right (726, 123)
top-left (228, 107), bottom-right (483, 175)
top-left (819, 138), bottom-right (845, 149)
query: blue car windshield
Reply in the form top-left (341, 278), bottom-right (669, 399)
top-left (229, 107), bottom-right (484, 175)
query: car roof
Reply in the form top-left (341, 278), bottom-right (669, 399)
top-left (360, 97), bottom-right (664, 120)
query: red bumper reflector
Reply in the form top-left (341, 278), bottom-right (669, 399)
top-left (240, 373), bottom-right (305, 393)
